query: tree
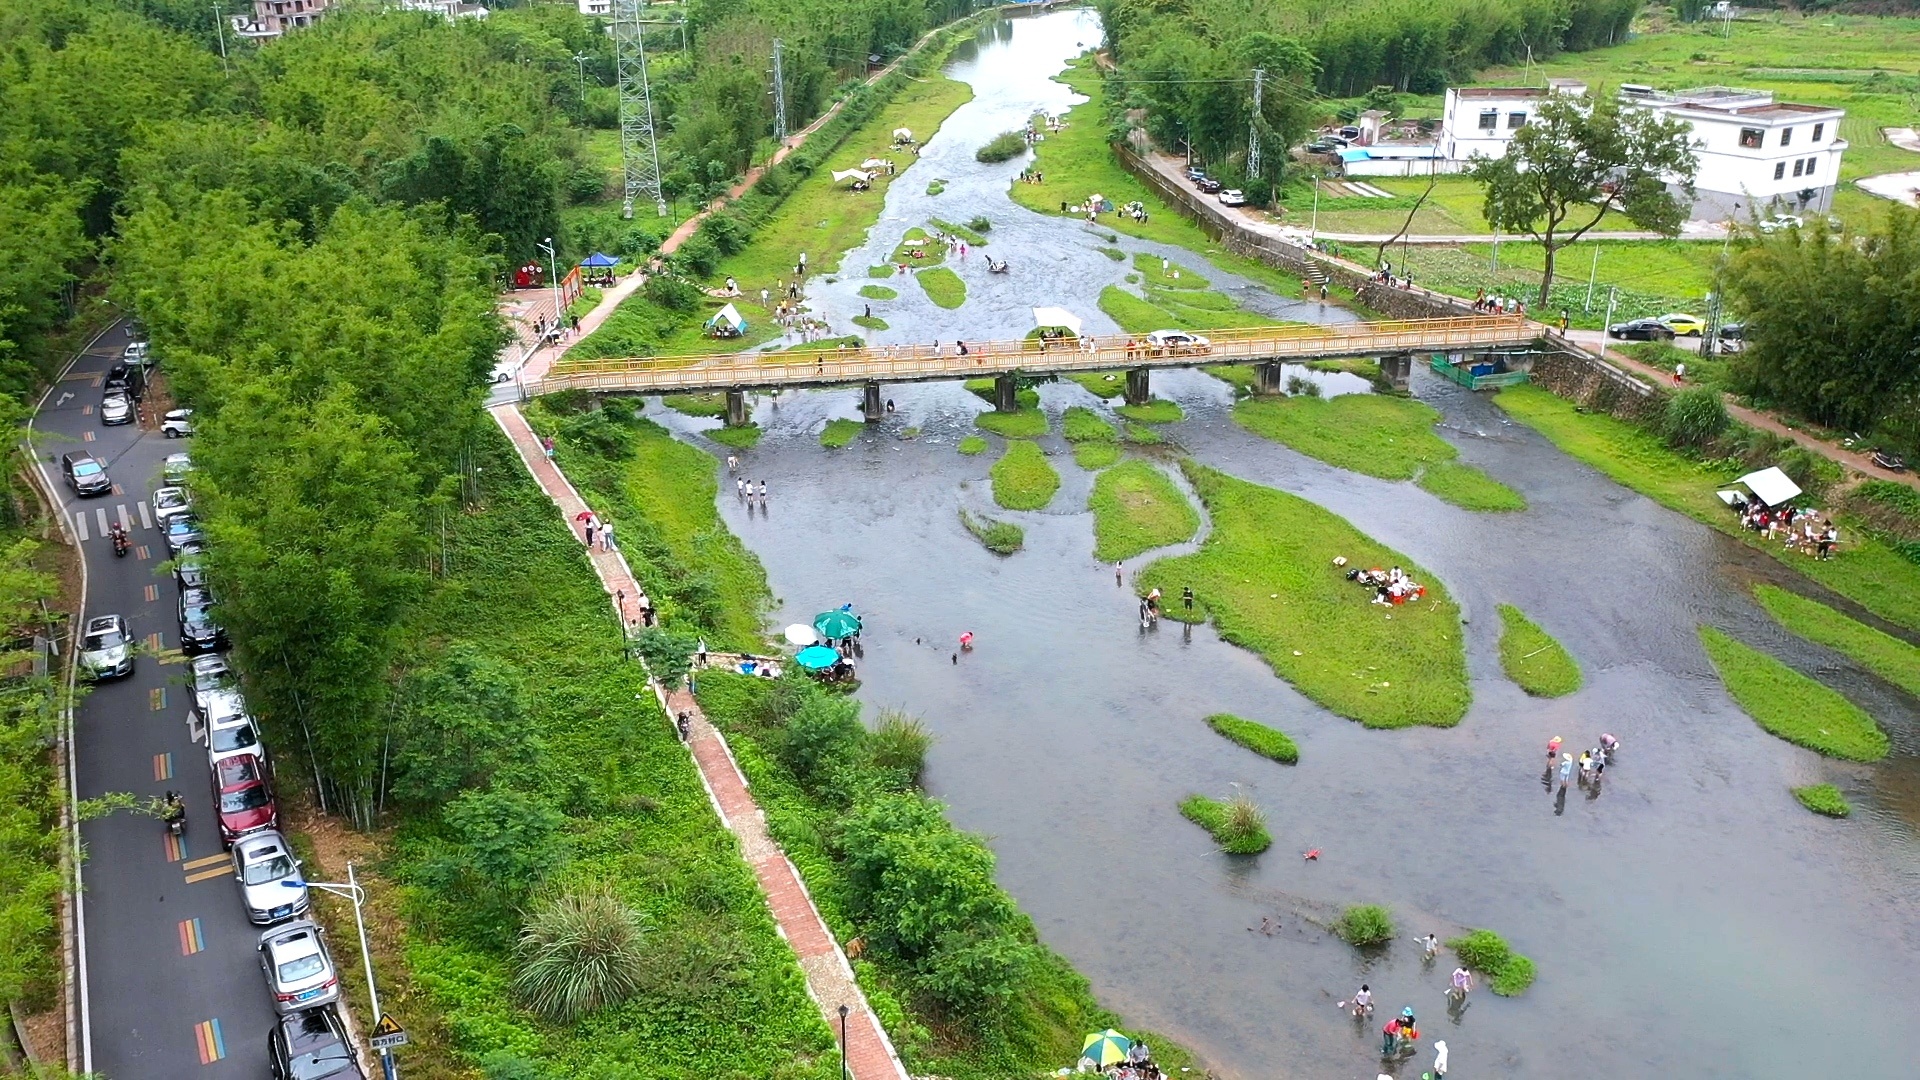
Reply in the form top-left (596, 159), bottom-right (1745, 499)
top-left (388, 646), bottom-right (537, 809)
top-left (1469, 92), bottom-right (1698, 305)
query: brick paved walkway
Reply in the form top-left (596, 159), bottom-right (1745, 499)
top-left (488, 402), bottom-right (908, 1080)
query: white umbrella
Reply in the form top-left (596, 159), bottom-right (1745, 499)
top-left (784, 624), bottom-right (819, 646)
top-left (1032, 306), bottom-right (1083, 336)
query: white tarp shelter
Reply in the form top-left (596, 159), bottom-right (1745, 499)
top-left (831, 169), bottom-right (873, 184)
top-left (860, 158), bottom-right (888, 169)
top-left (1735, 466), bottom-right (1803, 507)
top-left (707, 303), bottom-right (746, 331)
top-left (1032, 306), bottom-right (1083, 336)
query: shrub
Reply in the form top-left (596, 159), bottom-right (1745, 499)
top-left (966, 215), bottom-right (991, 233)
top-left (1285, 374), bottom-right (1322, 398)
top-left (557, 410), bottom-right (634, 459)
top-left (1204, 713), bottom-right (1298, 764)
top-left (1792, 783), bottom-right (1851, 817)
top-left (481, 1052), bottom-right (545, 1080)
top-left (511, 887), bottom-right (650, 1021)
top-left (917, 929), bottom-right (1039, 1013)
top-left (635, 628), bottom-right (697, 689)
top-left (1662, 386), bottom-right (1728, 449)
top-left (870, 709), bottom-right (933, 781)
top-left (1336, 904), bottom-right (1394, 947)
top-left (975, 130), bottom-right (1028, 163)
top-left (778, 694), bottom-right (868, 798)
top-left (1178, 793), bottom-right (1272, 854)
top-left (643, 274), bottom-right (703, 312)
top-left (1447, 929), bottom-right (1536, 996)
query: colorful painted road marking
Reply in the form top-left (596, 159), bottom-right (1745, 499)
top-left (150, 687), bottom-right (166, 711)
top-left (153, 752), bottom-right (173, 781)
top-left (163, 829), bottom-right (186, 863)
top-left (193, 1018), bottom-right (226, 1064)
top-left (145, 632), bottom-right (162, 652)
top-left (135, 544), bottom-right (151, 560)
top-left (144, 584), bottom-right (159, 603)
top-left (178, 918), bottom-right (205, 956)
top-left (183, 853), bottom-right (230, 884)
top-left (82, 404), bottom-right (93, 415)
top-left (82, 430), bottom-right (95, 442)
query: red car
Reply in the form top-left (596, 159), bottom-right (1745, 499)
top-left (211, 752), bottom-right (277, 845)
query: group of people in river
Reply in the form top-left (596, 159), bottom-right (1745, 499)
top-left (1731, 493), bottom-right (1840, 559)
top-left (1547, 733), bottom-right (1620, 791)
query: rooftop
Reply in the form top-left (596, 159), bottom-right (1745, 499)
top-left (1451, 80), bottom-right (1587, 100)
top-left (1618, 85), bottom-right (1842, 120)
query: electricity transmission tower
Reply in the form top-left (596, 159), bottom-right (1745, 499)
top-left (771, 38), bottom-right (789, 144)
top-left (613, 0), bottom-right (667, 218)
top-left (1247, 68), bottom-right (1265, 179)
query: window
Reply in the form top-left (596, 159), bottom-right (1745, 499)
top-left (1780, 128), bottom-right (1792, 147)
top-left (1804, 158), bottom-right (1816, 178)
top-left (1792, 159), bottom-right (1804, 177)
top-left (1773, 162), bottom-right (1786, 180)
top-left (1811, 123), bottom-right (1824, 142)
top-left (1477, 110), bottom-right (1498, 132)
top-left (1507, 112), bottom-right (1527, 129)
top-left (1739, 128), bottom-right (1764, 149)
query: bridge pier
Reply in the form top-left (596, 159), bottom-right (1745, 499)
top-left (724, 388), bottom-right (750, 427)
top-left (1253, 361), bottom-right (1287, 395)
top-left (1124, 367), bottom-right (1151, 407)
top-left (1379, 353), bottom-right (1413, 392)
top-left (994, 373), bottom-right (1019, 412)
top-left (863, 381), bottom-right (883, 422)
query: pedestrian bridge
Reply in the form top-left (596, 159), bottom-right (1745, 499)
top-left (531, 315), bottom-right (1543, 422)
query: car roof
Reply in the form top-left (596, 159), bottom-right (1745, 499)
top-left (262, 919), bottom-right (322, 950)
top-left (204, 689), bottom-right (248, 720)
top-left (216, 753), bottom-right (264, 786)
top-left (84, 615), bottom-right (123, 633)
top-left (63, 451), bottom-right (98, 464)
top-left (235, 830), bottom-right (290, 861)
top-left (192, 653), bottom-right (229, 673)
top-left (154, 485), bottom-right (187, 499)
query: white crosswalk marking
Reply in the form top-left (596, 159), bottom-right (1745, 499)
top-left (73, 512), bottom-right (89, 541)
top-left (95, 508), bottom-right (108, 536)
top-left (138, 501), bottom-right (152, 530)
top-left (117, 504), bottom-right (131, 531)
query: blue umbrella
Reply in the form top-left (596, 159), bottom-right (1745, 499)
top-left (580, 252), bottom-right (619, 268)
top-left (795, 645), bottom-right (840, 671)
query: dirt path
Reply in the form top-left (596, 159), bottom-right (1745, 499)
top-left (488, 402), bottom-right (909, 1080)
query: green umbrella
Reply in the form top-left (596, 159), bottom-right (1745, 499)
top-left (813, 610), bottom-right (861, 638)
top-left (1080, 1029), bottom-right (1131, 1067)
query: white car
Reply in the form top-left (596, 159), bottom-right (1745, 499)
top-left (151, 485), bottom-right (192, 523)
top-left (490, 358), bottom-right (522, 385)
top-left (258, 920), bottom-right (339, 1014)
top-left (162, 408), bottom-right (193, 438)
top-left (79, 614), bottom-right (134, 679)
top-left (1144, 329), bottom-right (1212, 354)
top-left (1757, 214), bottom-right (1802, 233)
top-left (191, 654), bottom-right (236, 715)
top-left (1217, 189), bottom-right (1247, 207)
top-left (232, 831), bottom-right (309, 926)
top-left (100, 393), bottom-right (134, 426)
top-left (124, 341), bottom-right (150, 364)
top-left (204, 691), bottom-right (266, 768)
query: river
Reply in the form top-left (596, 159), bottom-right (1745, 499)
top-left (660, 10), bottom-right (1920, 1078)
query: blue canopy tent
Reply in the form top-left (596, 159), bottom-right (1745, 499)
top-left (579, 252), bottom-right (620, 268)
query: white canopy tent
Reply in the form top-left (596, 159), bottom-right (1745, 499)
top-left (1735, 466), bottom-right (1803, 508)
top-left (860, 158), bottom-right (889, 170)
top-left (892, 127), bottom-right (914, 142)
top-left (831, 169), bottom-right (874, 185)
top-left (1032, 306), bottom-right (1083, 336)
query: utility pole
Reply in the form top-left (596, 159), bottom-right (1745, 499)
top-left (1246, 68), bottom-right (1265, 181)
top-left (613, 0), bottom-right (667, 218)
top-left (771, 38), bottom-right (789, 146)
top-left (212, 4), bottom-right (229, 74)
top-left (572, 52), bottom-right (590, 107)
top-left (1585, 245), bottom-right (1600, 310)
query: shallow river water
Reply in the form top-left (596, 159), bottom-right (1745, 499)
top-left (662, 12), bottom-right (1920, 1078)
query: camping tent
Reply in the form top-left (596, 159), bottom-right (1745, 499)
top-left (705, 303), bottom-right (748, 337)
top-left (1032, 306), bottom-right (1083, 336)
top-left (1736, 466), bottom-right (1803, 507)
top-left (892, 127), bottom-right (914, 142)
top-left (579, 252), bottom-right (619, 268)
top-left (831, 169), bottom-right (874, 185)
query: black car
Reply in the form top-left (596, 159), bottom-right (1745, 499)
top-left (1306, 139), bottom-right (1341, 154)
top-left (268, 1007), bottom-right (365, 1080)
top-left (175, 551), bottom-right (208, 590)
top-left (1195, 177), bottom-right (1223, 193)
top-left (179, 593), bottom-right (226, 654)
top-left (61, 452), bottom-right (112, 497)
top-left (104, 363), bottom-right (139, 399)
top-left (1606, 318), bottom-right (1676, 341)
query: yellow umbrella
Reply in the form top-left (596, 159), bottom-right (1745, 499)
top-left (1080, 1029), bottom-right (1131, 1067)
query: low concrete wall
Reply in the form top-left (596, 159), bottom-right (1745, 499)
top-left (1530, 345), bottom-right (1668, 423)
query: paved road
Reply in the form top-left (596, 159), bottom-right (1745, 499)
top-left (30, 322), bottom-right (276, 1078)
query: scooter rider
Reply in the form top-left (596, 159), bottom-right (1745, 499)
top-left (161, 790), bottom-right (186, 833)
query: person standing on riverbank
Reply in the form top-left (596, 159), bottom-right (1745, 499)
top-left (1558, 752), bottom-right (1575, 790)
top-left (1182, 585), bottom-right (1193, 612)
top-left (1547, 735), bottom-right (1562, 762)
top-left (1114, 561), bottom-right (1123, 586)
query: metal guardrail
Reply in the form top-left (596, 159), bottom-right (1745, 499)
top-left (532, 316), bottom-right (1540, 396)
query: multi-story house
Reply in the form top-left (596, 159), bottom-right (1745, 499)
top-left (1438, 80), bottom-right (1589, 163)
top-left (1618, 85), bottom-right (1846, 221)
top-left (230, 0), bottom-right (332, 39)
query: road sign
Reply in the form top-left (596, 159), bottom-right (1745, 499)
top-left (369, 1014), bottom-right (408, 1051)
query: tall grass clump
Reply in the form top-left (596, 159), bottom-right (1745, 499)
top-left (1178, 793), bottom-right (1271, 854)
top-left (512, 887), bottom-right (650, 1021)
top-left (1447, 929), bottom-right (1536, 996)
top-left (975, 130), bottom-right (1028, 163)
top-left (959, 508), bottom-right (1024, 554)
top-left (990, 441), bottom-right (1060, 510)
top-left (1336, 905), bottom-right (1394, 947)
top-left (870, 709), bottom-right (933, 783)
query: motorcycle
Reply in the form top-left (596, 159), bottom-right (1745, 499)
top-left (1871, 449), bottom-right (1907, 473)
top-left (109, 522), bottom-right (128, 557)
top-left (161, 791), bottom-right (186, 837)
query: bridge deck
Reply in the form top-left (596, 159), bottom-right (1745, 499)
top-left (532, 315), bottom-right (1539, 396)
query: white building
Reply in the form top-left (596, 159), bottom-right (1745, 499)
top-left (577, 0), bottom-right (611, 13)
top-left (230, 0), bottom-right (332, 39)
top-left (1438, 80), bottom-right (1588, 162)
top-left (398, 0), bottom-right (490, 18)
top-left (1619, 85), bottom-right (1846, 220)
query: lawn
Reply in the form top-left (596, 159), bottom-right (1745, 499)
top-left (1698, 626), bottom-right (1889, 761)
top-left (1115, 400), bottom-right (1184, 424)
top-left (1204, 713), bottom-right (1299, 764)
top-left (990, 440), bottom-right (1061, 510)
top-left (1754, 585), bottom-right (1920, 699)
top-left (664, 392), bottom-right (727, 417)
top-left (1066, 371), bottom-right (1126, 398)
top-left (958, 435), bottom-right (988, 455)
top-left (916, 266), bottom-right (967, 308)
top-left (1233, 393), bottom-right (1523, 512)
top-left (1088, 460), bottom-right (1200, 561)
top-left (858, 285), bottom-right (897, 300)
top-left (1495, 385), bottom-right (1920, 631)
top-left (1139, 462), bottom-right (1470, 728)
top-left (820, 418), bottom-right (863, 448)
top-left (1496, 604), bottom-right (1582, 697)
top-left (975, 407), bottom-right (1048, 438)
top-left (1062, 405), bottom-right (1119, 445)
top-left (1791, 783), bottom-right (1852, 818)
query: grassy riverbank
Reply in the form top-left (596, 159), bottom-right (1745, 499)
top-left (1140, 462), bottom-right (1470, 728)
top-left (388, 427), bottom-right (833, 1077)
top-left (991, 441), bottom-right (1060, 510)
top-left (1234, 394), bottom-right (1524, 512)
top-left (1495, 385), bottom-right (1920, 632)
top-left (1089, 460), bottom-right (1198, 561)
top-left (1698, 627), bottom-right (1888, 762)
top-left (1753, 585), bottom-right (1920, 700)
top-left (917, 266), bottom-right (967, 308)
top-left (1496, 605), bottom-right (1581, 697)
top-left (1204, 713), bottom-right (1299, 765)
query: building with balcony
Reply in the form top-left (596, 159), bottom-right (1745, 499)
top-left (1618, 85), bottom-right (1846, 221)
top-left (230, 0), bottom-right (332, 39)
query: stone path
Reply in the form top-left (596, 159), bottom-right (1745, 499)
top-left (487, 402), bottom-right (909, 1080)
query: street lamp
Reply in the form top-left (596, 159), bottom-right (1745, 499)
top-left (837, 1004), bottom-right (850, 1080)
top-left (572, 53), bottom-right (590, 104)
top-left (286, 863), bottom-right (396, 1079)
top-left (538, 237), bottom-right (563, 345)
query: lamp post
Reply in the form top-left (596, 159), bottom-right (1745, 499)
top-left (1310, 174), bottom-right (1320, 243)
top-left (538, 237), bottom-right (563, 345)
top-left (572, 53), bottom-right (590, 105)
top-left (287, 863), bottom-right (395, 1079)
top-left (838, 1004), bottom-right (850, 1080)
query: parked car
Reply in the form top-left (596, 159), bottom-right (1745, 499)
top-left (1305, 139), bottom-right (1341, 154)
top-left (1657, 313), bottom-right (1705, 336)
top-left (268, 1007), bottom-right (364, 1080)
top-left (1184, 166), bottom-right (1207, 181)
top-left (1606, 318), bottom-right (1675, 341)
top-left (103, 363), bottom-right (135, 399)
top-left (191, 654), bottom-right (237, 716)
top-left (1337, 125), bottom-right (1361, 140)
top-left (163, 452), bottom-right (193, 486)
top-left (151, 485), bottom-right (191, 523)
top-left (161, 408), bottom-right (194, 438)
top-left (174, 550), bottom-right (208, 590)
top-left (1144, 329), bottom-right (1212, 354)
top-left (179, 589), bottom-right (226, 654)
top-left (78, 614), bottom-right (134, 679)
top-left (62, 452), bottom-right (112, 498)
top-left (124, 341), bottom-right (150, 365)
top-left (100, 393), bottom-right (134, 426)
top-left (1194, 177), bottom-right (1223, 193)
top-left (1716, 321), bottom-right (1745, 352)
top-left (164, 514), bottom-right (204, 555)
top-left (1757, 214), bottom-right (1802, 233)
top-left (257, 920), bottom-right (338, 1014)
top-left (489, 358), bottom-right (521, 385)
top-left (205, 695), bottom-right (266, 769)
top-left (1217, 189), bottom-right (1247, 206)
top-left (212, 751), bottom-right (276, 844)
top-left (232, 831), bottom-right (309, 926)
